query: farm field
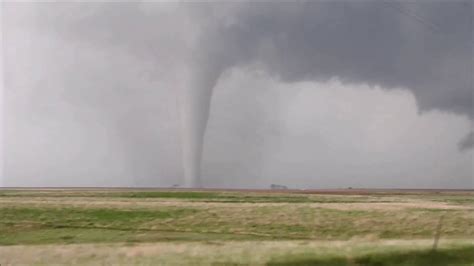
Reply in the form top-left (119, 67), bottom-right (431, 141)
top-left (0, 189), bottom-right (473, 265)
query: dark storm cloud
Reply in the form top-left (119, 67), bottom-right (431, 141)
top-left (196, 1), bottom-right (472, 118)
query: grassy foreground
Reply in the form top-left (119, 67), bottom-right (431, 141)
top-left (0, 189), bottom-right (473, 265)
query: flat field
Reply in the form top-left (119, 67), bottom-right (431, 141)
top-left (0, 189), bottom-right (473, 265)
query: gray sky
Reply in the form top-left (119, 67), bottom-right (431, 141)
top-left (1, 1), bottom-right (472, 188)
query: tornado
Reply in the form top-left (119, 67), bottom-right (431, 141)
top-left (179, 66), bottom-right (222, 188)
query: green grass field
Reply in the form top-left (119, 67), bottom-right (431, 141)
top-left (0, 189), bottom-right (473, 265)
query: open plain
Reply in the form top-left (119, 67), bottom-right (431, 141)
top-left (0, 189), bottom-right (473, 265)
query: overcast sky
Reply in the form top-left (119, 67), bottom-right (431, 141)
top-left (1, 1), bottom-right (472, 188)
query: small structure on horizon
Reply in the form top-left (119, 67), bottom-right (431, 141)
top-left (270, 184), bottom-right (288, 190)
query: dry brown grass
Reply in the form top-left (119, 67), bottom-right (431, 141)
top-left (1, 239), bottom-right (473, 265)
